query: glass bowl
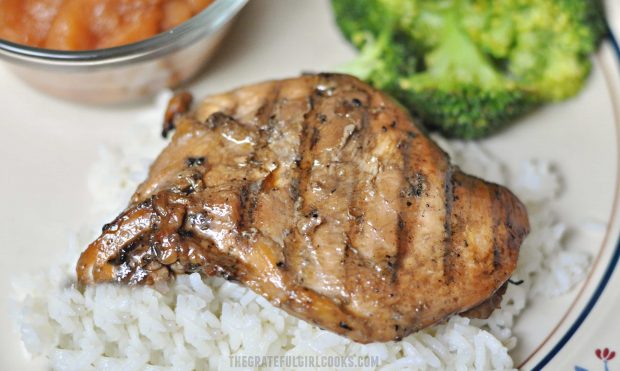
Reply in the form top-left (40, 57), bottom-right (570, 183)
top-left (0, 0), bottom-right (247, 104)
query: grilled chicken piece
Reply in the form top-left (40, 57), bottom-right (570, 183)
top-left (77, 74), bottom-right (529, 343)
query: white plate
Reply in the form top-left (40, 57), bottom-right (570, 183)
top-left (0, 1), bottom-right (619, 369)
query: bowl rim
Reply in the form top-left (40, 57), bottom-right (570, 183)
top-left (0, 0), bottom-right (247, 67)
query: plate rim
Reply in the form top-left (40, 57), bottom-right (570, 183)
top-left (526, 33), bottom-right (620, 370)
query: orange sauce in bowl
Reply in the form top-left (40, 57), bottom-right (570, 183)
top-left (0, 0), bottom-right (214, 50)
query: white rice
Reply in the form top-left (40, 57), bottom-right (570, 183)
top-left (11, 93), bottom-right (591, 371)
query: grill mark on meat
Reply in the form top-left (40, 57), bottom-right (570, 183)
top-left (296, 96), bottom-right (316, 206)
top-left (283, 91), bottom-right (319, 284)
top-left (442, 165), bottom-right (455, 283)
top-left (237, 184), bottom-right (250, 229)
top-left (296, 76), bottom-right (352, 289)
top-left (491, 188), bottom-right (502, 272)
top-left (393, 134), bottom-right (413, 282)
top-left (299, 76), bottom-right (374, 299)
top-left (307, 77), bottom-right (358, 295)
top-left (309, 127), bottom-right (320, 150)
top-left (393, 214), bottom-right (405, 283)
top-left (238, 82), bottom-right (282, 230)
top-left (343, 86), bottom-right (372, 300)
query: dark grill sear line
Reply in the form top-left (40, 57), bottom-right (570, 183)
top-left (442, 165), bottom-right (455, 283)
top-left (237, 82), bottom-right (282, 231)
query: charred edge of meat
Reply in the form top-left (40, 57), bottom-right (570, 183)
top-left (101, 222), bottom-right (114, 232)
top-left (339, 321), bottom-right (353, 331)
top-left (205, 111), bottom-right (237, 129)
top-left (393, 325), bottom-right (402, 341)
top-left (138, 197), bottom-right (153, 209)
top-left (163, 91), bottom-right (193, 138)
top-left (174, 171), bottom-right (205, 195)
top-left (318, 72), bottom-right (336, 79)
top-left (178, 229), bottom-right (194, 238)
top-left (314, 83), bottom-right (336, 97)
top-left (185, 156), bottom-right (206, 167)
top-left (108, 239), bottom-right (141, 266)
top-left (461, 282), bottom-right (508, 319)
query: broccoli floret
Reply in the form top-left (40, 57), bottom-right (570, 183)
top-left (395, 87), bottom-right (536, 138)
top-left (333, 0), bottom-right (420, 91)
top-left (332, 0), bottom-right (606, 139)
top-left (338, 28), bottom-right (420, 91)
top-left (330, 0), bottom-right (387, 45)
